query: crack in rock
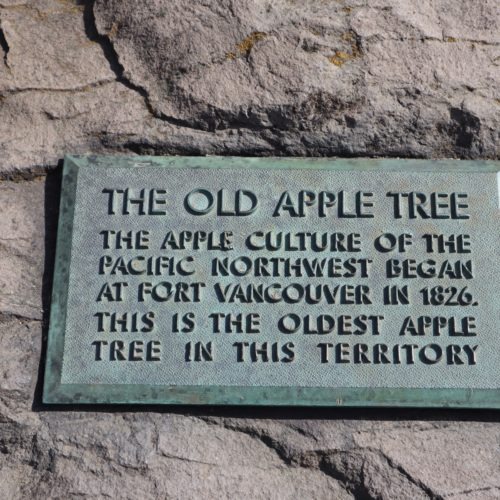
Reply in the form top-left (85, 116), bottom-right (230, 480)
top-left (85, 1), bottom-right (353, 135)
top-left (378, 452), bottom-right (444, 500)
top-left (445, 486), bottom-right (500, 497)
top-left (80, 0), bottom-right (200, 132)
top-left (0, 18), bottom-right (9, 68)
top-left (0, 310), bottom-right (42, 323)
top-left (200, 419), bottom-right (357, 495)
top-left (0, 79), bottom-right (117, 97)
top-left (0, 168), bottom-right (51, 182)
top-left (200, 418), bottom-right (453, 499)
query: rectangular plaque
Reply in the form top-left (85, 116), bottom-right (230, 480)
top-left (43, 156), bottom-right (500, 407)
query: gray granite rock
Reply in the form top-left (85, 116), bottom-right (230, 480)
top-left (0, 1), bottom-right (499, 498)
top-left (0, 0), bottom-right (499, 174)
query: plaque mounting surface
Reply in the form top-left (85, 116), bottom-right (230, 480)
top-left (43, 156), bottom-right (500, 407)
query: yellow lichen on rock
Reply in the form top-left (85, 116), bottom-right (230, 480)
top-left (227, 31), bottom-right (267, 59)
top-left (108, 22), bottom-right (119, 39)
top-left (54, 0), bottom-right (85, 15)
top-left (328, 50), bottom-right (350, 66)
top-left (328, 31), bottom-right (362, 67)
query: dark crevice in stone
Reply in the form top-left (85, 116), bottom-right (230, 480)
top-left (0, 80), bottom-right (115, 97)
top-left (219, 423), bottom-right (292, 463)
top-left (120, 141), bottom-right (206, 157)
top-left (311, 448), bottom-right (443, 500)
top-left (447, 486), bottom-right (500, 497)
top-left (0, 19), bottom-right (9, 68)
top-left (381, 454), bottom-right (443, 499)
top-left (0, 167), bottom-right (51, 182)
top-left (0, 311), bottom-right (42, 323)
top-left (28, 435), bottom-right (57, 473)
top-left (80, 2), bottom-right (147, 96)
top-left (200, 419), bottom-right (453, 500)
top-left (79, 0), bottom-right (206, 131)
top-left (449, 107), bottom-right (481, 149)
top-left (436, 106), bottom-right (483, 158)
top-left (200, 420), bottom-right (370, 497)
top-left (316, 452), bottom-right (376, 499)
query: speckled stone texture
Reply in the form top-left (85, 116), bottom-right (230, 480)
top-left (0, 0), bottom-right (499, 498)
top-left (0, 0), bottom-right (498, 174)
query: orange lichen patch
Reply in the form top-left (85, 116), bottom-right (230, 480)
top-left (3, 4), bottom-right (49, 21)
top-left (328, 30), bottom-right (362, 66)
top-left (55, 0), bottom-right (85, 15)
top-left (342, 6), bottom-right (352, 13)
top-left (227, 31), bottom-right (267, 60)
top-left (108, 22), bottom-right (119, 39)
top-left (328, 50), bottom-right (351, 66)
top-left (237, 31), bottom-right (267, 55)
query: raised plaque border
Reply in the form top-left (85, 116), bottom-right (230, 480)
top-left (43, 155), bottom-right (500, 407)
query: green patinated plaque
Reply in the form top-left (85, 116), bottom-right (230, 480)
top-left (43, 156), bottom-right (500, 407)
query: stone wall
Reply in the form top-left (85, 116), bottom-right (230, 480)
top-left (0, 1), bottom-right (498, 498)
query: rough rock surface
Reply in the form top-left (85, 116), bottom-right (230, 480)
top-left (0, 1), bottom-right (499, 499)
top-left (0, 0), bottom-right (498, 174)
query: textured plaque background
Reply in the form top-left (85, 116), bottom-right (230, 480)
top-left (43, 156), bottom-right (500, 407)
